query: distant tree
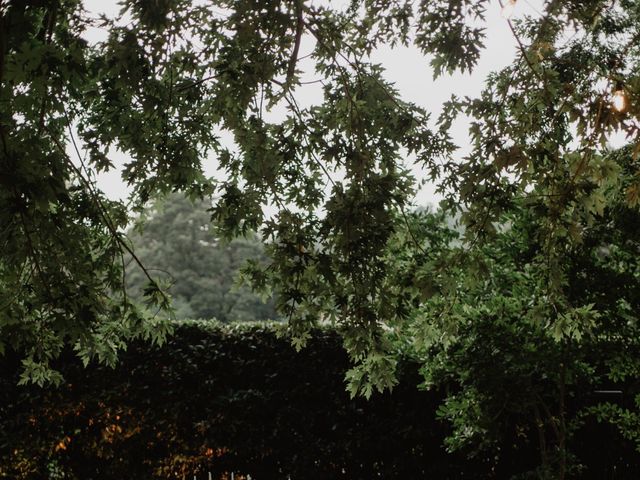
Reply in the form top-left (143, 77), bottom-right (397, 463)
top-left (126, 193), bottom-right (278, 322)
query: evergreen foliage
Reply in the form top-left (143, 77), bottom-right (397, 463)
top-left (125, 193), bottom-right (278, 322)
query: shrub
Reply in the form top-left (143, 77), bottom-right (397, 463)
top-left (1, 321), bottom-right (638, 479)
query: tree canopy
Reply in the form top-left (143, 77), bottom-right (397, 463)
top-left (391, 151), bottom-right (640, 475)
top-left (2, 0), bottom-right (640, 475)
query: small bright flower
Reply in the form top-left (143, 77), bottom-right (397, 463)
top-left (612, 89), bottom-right (628, 112)
top-left (501, 0), bottom-right (517, 19)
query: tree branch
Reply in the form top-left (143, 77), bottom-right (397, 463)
top-left (286, 0), bottom-right (304, 88)
top-left (44, 121), bottom-right (164, 304)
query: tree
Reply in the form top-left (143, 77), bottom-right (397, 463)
top-left (2, 2), bottom-right (640, 474)
top-left (371, 145), bottom-right (640, 476)
top-left (391, 164), bottom-right (640, 476)
top-left (1, 0), bottom-right (449, 384)
top-left (125, 193), bottom-right (278, 322)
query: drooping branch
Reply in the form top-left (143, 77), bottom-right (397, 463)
top-left (44, 121), bottom-right (166, 306)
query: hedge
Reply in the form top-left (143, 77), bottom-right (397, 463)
top-left (0, 322), bottom-right (638, 479)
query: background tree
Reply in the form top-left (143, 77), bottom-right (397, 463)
top-left (126, 193), bottom-right (278, 322)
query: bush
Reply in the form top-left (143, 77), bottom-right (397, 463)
top-left (1, 321), bottom-right (638, 479)
top-left (0, 322), bottom-right (474, 479)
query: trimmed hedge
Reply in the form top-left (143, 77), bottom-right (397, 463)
top-left (1, 322), bottom-right (638, 479)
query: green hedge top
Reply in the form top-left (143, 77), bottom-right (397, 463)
top-left (1, 321), bottom-right (636, 479)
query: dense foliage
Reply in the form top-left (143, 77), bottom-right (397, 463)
top-left (378, 147), bottom-right (640, 476)
top-left (126, 193), bottom-right (278, 322)
top-left (3, 1), bottom-right (640, 477)
top-left (1, 0), bottom-right (639, 381)
top-left (2, 323), bottom-right (639, 480)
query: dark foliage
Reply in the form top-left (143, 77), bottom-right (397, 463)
top-left (1, 323), bottom-right (639, 479)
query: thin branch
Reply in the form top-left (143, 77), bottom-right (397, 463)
top-left (62, 107), bottom-right (131, 310)
top-left (298, 78), bottom-right (324, 85)
top-left (286, 0), bottom-right (304, 88)
top-left (174, 73), bottom-right (218, 93)
top-left (44, 123), bottom-right (162, 298)
top-left (282, 93), bottom-right (337, 188)
top-left (16, 204), bottom-right (53, 302)
top-left (397, 201), bottom-right (427, 256)
top-left (0, 264), bottom-right (35, 313)
top-left (498, 0), bottom-right (544, 83)
top-left (532, 403), bottom-right (550, 468)
top-left (37, 4), bottom-right (57, 133)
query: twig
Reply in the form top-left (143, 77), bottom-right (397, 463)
top-left (497, 0), bottom-right (544, 83)
top-left (37, 4), bottom-right (57, 133)
top-left (281, 93), bottom-right (336, 188)
top-left (44, 123), bottom-right (162, 299)
top-left (16, 203), bottom-right (54, 302)
top-left (397, 201), bottom-right (427, 256)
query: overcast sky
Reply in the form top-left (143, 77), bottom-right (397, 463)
top-left (81, 0), bottom-right (545, 207)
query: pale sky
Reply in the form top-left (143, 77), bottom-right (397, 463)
top-left (80, 0), bottom-right (543, 207)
